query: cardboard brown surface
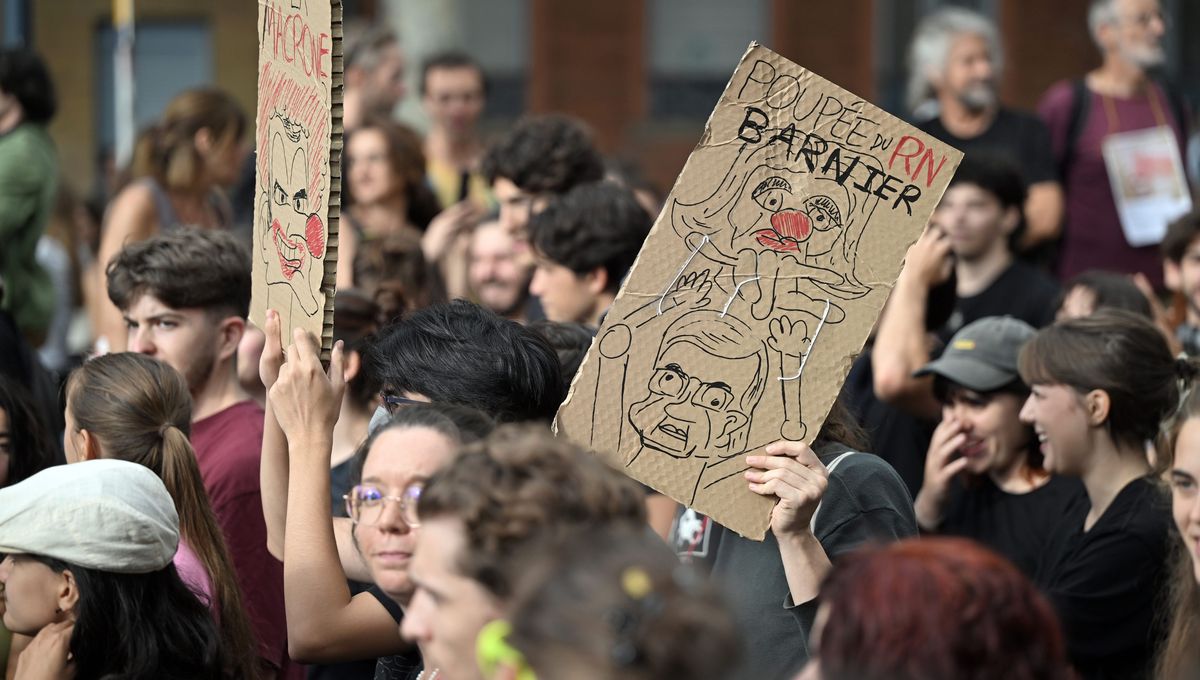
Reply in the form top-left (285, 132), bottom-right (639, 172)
top-left (555, 43), bottom-right (962, 539)
top-left (251, 0), bottom-right (343, 358)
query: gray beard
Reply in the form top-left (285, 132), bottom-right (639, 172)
top-left (957, 85), bottom-right (997, 114)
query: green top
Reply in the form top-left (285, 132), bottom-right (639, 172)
top-left (0, 122), bottom-right (58, 340)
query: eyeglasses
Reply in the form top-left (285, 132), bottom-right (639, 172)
top-left (382, 394), bottom-right (426, 414)
top-left (343, 482), bottom-right (423, 526)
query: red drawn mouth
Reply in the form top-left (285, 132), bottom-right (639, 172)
top-left (755, 211), bottom-right (812, 252)
top-left (271, 218), bottom-right (305, 280)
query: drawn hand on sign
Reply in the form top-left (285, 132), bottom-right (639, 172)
top-left (627, 310), bottom-right (768, 470)
top-left (768, 314), bottom-right (809, 441)
top-left (259, 111), bottom-right (325, 316)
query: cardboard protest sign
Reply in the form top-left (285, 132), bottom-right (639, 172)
top-left (555, 43), bottom-right (962, 539)
top-left (251, 0), bottom-right (343, 357)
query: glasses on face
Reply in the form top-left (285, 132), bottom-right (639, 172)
top-left (382, 394), bottom-right (426, 414)
top-left (344, 482), bottom-right (423, 527)
top-left (646, 365), bottom-right (736, 412)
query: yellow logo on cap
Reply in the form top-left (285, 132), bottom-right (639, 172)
top-left (953, 339), bottom-right (976, 350)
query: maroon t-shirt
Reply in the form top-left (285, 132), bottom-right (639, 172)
top-left (1038, 80), bottom-right (1187, 288)
top-left (192, 400), bottom-right (302, 679)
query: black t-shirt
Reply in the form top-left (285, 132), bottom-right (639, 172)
top-left (366, 586), bottom-right (424, 680)
top-left (941, 261), bottom-right (1060, 342)
top-left (938, 474), bottom-right (1085, 578)
top-left (1033, 477), bottom-right (1172, 680)
top-left (919, 108), bottom-right (1058, 187)
top-left (840, 350), bottom-right (936, 498)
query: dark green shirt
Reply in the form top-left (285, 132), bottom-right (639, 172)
top-left (0, 122), bottom-right (57, 340)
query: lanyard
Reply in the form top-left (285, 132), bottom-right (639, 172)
top-left (1100, 83), bottom-right (1169, 135)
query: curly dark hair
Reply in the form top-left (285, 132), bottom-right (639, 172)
top-left (417, 425), bottom-right (646, 599)
top-left (480, 115), bottom-right (605, 194)
top-left (106, 229), bottom-right (251, 318)
top-left (529, 182), bottom-right (651, 293)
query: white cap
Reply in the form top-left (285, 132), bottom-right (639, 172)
top-left (0, 459), bottom-right (179, 573)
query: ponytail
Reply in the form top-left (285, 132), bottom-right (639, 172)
top-left (128, 87), bottom-right (246, 192)
top-left (67, 354), bottom-right (262, 680)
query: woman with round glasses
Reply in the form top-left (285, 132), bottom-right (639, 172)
top-left (262, 324), bottom-right (493, 680)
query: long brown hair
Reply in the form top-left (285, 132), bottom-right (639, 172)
top-left (345, 116), bottom-right (441, 229)
top-left (1157, 382), bottom-right (1200, 680)
top-left (130, 87), bottom-right (245, 192)
top-left (66, 353), bottom-right (260, 680)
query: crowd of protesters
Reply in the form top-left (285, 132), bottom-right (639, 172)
top-left (3, 1), bottom-right (1200, 679)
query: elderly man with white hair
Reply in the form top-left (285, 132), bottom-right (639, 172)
top-left (909, 7), bottom-right (1063, 255)
top-left (1038, 0), bottom-right (1189, 288)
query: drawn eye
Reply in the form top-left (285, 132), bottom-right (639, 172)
top-left (649, 365), bottom-right (688, 397)
top-left (752, 176), bottom-right (792, 213)
top-left (694, 386), bottom-right (733, 411)
top-left (273, 183), bottom-right (288, 206)
top-left (803, 196), bottom-right (842, 230)
top-left (292, 190), bottom-right (309, 214)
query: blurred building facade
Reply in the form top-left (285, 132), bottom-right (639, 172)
top-left (9, 0), bottom-right (1200, 199)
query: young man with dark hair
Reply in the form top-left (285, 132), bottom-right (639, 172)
top-left (420, 51), bottom-right (491, 210)
top-left (1163, 210), bottom-right (1200, 355)
top-left (528, 181), bottom-right (651, 326)
top-left (872, 155), bottom-right (1059, 486)
top-left (0, 47), bottom-right (58, 345)
top-left (479, 114), bottom-right (605, 246)
top-left (105, 229), bottom-right (299, 679)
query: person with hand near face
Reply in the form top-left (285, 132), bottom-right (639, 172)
top-left (62, 352), bottom-right (259, 680)
top-left (912, 316), bottom-right (1083, 577)
top-left (1018, 310), bottom-right (1179, 680)
top-left (0, 460), bottom-right (233, 680)
top-left (1157, 381), bottom-right (1200, 680)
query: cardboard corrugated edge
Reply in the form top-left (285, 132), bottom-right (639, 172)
top-left (555, 42), bottom-right (962, 540)
top-left (322, 0), bottom-right (343, 365)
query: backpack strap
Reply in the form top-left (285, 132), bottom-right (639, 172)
top-left (1058, 79), bottom-right (1092, 180)
top-left (808, 451), bottom-right (857, 535)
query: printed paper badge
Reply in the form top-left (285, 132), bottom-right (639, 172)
top-left (555, 43), bottom-right (962, 539)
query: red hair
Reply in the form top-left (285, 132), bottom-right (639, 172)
top-left (816, 538), bottom-right (1072, 680)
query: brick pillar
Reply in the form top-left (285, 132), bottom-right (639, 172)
top-left (770, 0), bottom-right (876, 101)
top-left (999, 0), bottom-right (1096, 109)
top-left (528, 0), bottom-right (644, 152)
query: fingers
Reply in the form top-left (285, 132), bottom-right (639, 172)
top-left (941, 455), bottom-right (969, 479)
top-left (291, 327), bottom-right (322, 368)
top-left (329, 339), bottom-right (347, 392)
top-left (762, 439), bottom-right (822, 466)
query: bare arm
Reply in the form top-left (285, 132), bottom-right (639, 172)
top-left (871, 227), bottom-right (951, 420)
top-left (95, 184), bottom-right (158, 351)
top-left (271, 330), bottom-right (406, 662)
top-left (1019, 181), bottom-right (1064, 251)
top-left (746, 440), bottom-right (831, 605)
top-left (259, 311), bottom-right (371, 582)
